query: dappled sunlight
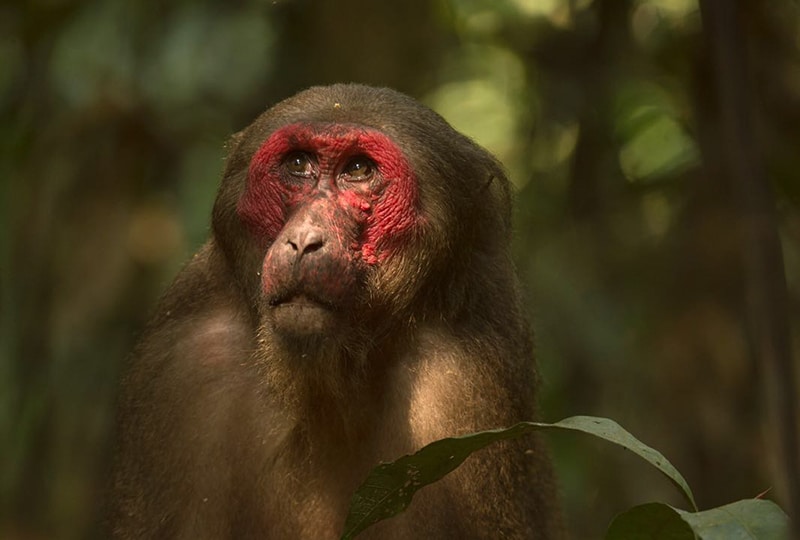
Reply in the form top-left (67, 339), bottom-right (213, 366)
top-left (424, 42), bottom-right (532, 188)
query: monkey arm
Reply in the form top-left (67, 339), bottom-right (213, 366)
top-left (108, 243), bottom-right (270, 538)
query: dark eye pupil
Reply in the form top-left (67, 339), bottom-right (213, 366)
top-left (346, 157), bottom-right (373, 180)
top-left (286, 153), bottom-right (311, 175)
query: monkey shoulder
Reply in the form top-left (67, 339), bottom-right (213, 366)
top-left (395, 326), bottom-right (534, 446)
top-left (131, 241), bottom-right (256, 376)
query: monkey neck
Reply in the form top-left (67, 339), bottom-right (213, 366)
top-left (259, 327), bottom-right (404, 444)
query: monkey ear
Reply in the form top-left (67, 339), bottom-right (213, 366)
top-left (219, 129), bottom-right (253, 182)
top-left (224, 130), bottom-right (247, 158)
top-left (482, 163), bottom-right (513, 232)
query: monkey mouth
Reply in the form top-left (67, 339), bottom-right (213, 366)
top-left (269, 294), bottom-right (339, 336)
top-left (269, 291), bottom-right (335, 309)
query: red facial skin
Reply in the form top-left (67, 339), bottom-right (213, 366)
top-left (236, 123), bottom-right (419, 312)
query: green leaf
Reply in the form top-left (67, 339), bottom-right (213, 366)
top-left (546, 416), bottom-right (697, 510)
top-left (340, 416), bottom-right (696, 539)
top-left (607, 500), bottom-right (789, 540)
top-left (340, 423), bottom-right (533, 540)
top-left (676, 499), bottom-right (789, 540)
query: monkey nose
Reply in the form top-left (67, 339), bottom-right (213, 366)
top-left (287, 227), bottom-right (324, 257)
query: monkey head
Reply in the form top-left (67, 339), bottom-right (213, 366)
top-left (211, 85), bottom-right (512, 347)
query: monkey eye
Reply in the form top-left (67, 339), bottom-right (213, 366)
top-left (283, 152), bottom-right (315, 177)
top-left (341, 156), bottom-right (375, 182)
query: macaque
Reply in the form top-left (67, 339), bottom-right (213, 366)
top-left (109, 84), bottom-right (563, 539)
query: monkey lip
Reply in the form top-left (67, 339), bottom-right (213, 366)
top-left (270, 295), bottom-right (338, 336)
top-left (270, 293), bottom-right (334, 309)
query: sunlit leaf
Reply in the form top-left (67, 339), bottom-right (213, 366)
top-left (619, 110), bottom-right (699, 181)
top-left (614, 81), bottom-right (699, 182)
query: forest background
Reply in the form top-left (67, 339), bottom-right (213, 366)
top-left (2, 0), bottom-right (799, 538)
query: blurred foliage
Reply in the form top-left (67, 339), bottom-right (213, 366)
top-left (2, 0), bottom-right (799, 538)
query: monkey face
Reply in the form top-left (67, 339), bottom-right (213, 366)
top-left (237, 123), bottom-right (420, 338)
top-left (212, 85), bottom-right (512, 346)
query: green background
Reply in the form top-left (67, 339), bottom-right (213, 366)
top-left (2, 0), bottom-right (798, 537)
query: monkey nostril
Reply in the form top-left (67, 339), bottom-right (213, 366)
top-left (304, 238), bottom-right (323, 253)
top-left (288, 229), bottom-right (324, 256)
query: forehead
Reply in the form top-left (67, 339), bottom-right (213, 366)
top-left (277, 122), bottom-right (372, 144)
top-left (257, 122), bottom-right (406, 160)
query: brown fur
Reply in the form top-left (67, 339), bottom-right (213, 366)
top-left (108, 84), bottom-right (564, 539)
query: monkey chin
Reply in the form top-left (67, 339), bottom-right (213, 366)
top-left (269, 295), bottom-right (339, 338)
